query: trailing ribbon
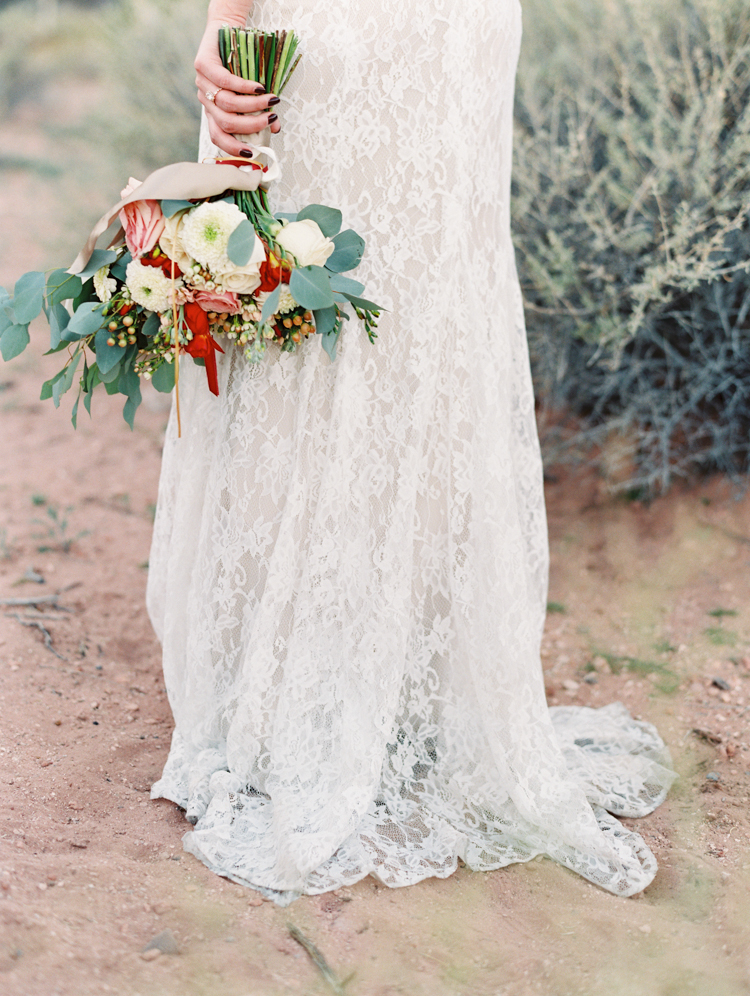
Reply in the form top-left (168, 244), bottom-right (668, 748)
top-left (182, 303), bottom-right (225, 397)
top-left (68, 148), bottom-right (280, 277)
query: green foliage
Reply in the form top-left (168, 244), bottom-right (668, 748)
top-left (704, 626), bottom-right (737, 646)
top-left (33, 503), bottom-right (87, 554)
top-left (592, 649), bottom-right (680, 693)
top-left (515, 0), bottom-right (750, 492)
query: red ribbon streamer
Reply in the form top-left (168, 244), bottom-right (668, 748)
top-left (182, 302), bottom-right (225, 397)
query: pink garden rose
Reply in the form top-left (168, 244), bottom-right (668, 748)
top-left (194, 289), bottom-right (243, 315)
top-left (118, 177), bottom-right (165, 258)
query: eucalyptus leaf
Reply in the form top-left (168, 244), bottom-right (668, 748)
top-left (227, 219), bottom-right (258, 266)
top-left (84, 363), bottom-right (102, 392)
top-left (0, 306), bottom-right (13, 334)
top-left (104, 377), bottom-right (121, 395)
top-left (260, 283), bottom-right (282, 324)
top-left (94, 326), bottom-right (123, 375)
top-left (110, 252), bottom-right (132, 281)
top-left (341, 293), bottom-right (382, 312)
top-left (289, 266), bottom-right (334, 311)
top-left (329, 273), bottom-right (365, 295)
top-left (40, 369), bottom-right (66, 401)
top-left (122, 395), bottom-right (140, 430)
top-left (151, 361), bottom-right (175, 393)
top-left (71, 393), bottom-right (80, 429)
top-left (43, 341), bottom-right (70, 356)
top-left (296, 204), bottom-right (342, 238)
top-left (49, 302), bottom-right (70, 349)
top-left (321, 328), bottom-right (341, 362)
top-left (74, 249), bottom-right (118, 284)
top-left (161, 199), bottom-right (193, 218)
top-left (52, 350), bottom-right (82, 408)
top-left (12, 271), bottom-right (45, 324)
top-left (141, 311), bottom-right (160, 339)
top-left (0, 323), bottom-right (30, 361)
top-left (72, 277), bottom-right (95, 311)
top-left (275, 212), bottom-right (298, 223)
top-left (46, 269), bottom-right (82, 307)
top-left (325, 229), bottom-right (365, 272)
top-left (83, 390), bottom-right (93, 416)
top-left (66, 301), bottom-right (107, 341)
top-left (97, 359), bottom-right (122, 384)
top-left (313, 305), bottom-right (337, 336)
top-left (117, 365), bottom-right (141, 400)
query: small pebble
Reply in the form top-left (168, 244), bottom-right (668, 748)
top-left (712, 677), bottom-right (731, 691)
top-left (639, 924), bottom-right (652, 934)
top-left (706, 772), bottom-right (720, 782)
top-left (140, 948), bottom-right (161, 962)
top-left (562, 679), bottom-right (579, 693)
top-left (248, 896), bottom-right (263, 907)
top-left (583, 674), bottom-right (598, 685)
top-left (143, 929), bottom-right (179, 956)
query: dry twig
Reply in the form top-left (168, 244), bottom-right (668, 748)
top-left (287, 924), bottom-right (350, 995)
top-left (0, 581), bottom-right (81, 609)
top-left (6, 612), bottom-right (66, 660)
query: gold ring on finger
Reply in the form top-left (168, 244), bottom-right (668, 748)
top-left (206, 87), bottom-right (224, 103)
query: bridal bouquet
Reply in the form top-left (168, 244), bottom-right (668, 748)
top-left (0, 28), bottom-right (381, 431)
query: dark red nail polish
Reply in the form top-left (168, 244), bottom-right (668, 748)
top-left (238, 149), bottom-right (255, 158)
top-left (268, 113), bottom-right (278, 124)
top-left (254, 85), bottom-right (267, 94)
top-left (267, 96), bottom-right (281, 106)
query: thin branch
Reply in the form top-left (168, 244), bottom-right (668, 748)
top-left (0, 582), bottom-right (81, 609)
top-left (287, 924), bottom-right (349, 996)
top-left (6, 612), bottom-right (67, 661)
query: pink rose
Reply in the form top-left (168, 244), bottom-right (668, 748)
top-left (118, 178), bottom-right (165, 258)
top-left (194, 289), bottom-right (243, 315)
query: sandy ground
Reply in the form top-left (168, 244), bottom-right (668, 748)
top-left (2, 78), bottom-right (750, 996)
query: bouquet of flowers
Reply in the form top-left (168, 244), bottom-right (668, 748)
top-left (0, 28), bottom-right (381, 433)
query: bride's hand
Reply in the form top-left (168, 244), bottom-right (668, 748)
top-left (194, 18), bottom-right (282, 157)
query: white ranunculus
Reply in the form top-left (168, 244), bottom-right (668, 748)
top-left (276, 219), bottom-right (335, 268)
top-left (125, 259), bottom-right (179, 313)
top-left (181, 200), bottom-right (249, 272)
top-left (93, 265), bottom-right (117, 304)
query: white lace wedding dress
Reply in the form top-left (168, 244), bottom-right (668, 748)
top-left (147, 0), bottom-right (675, 902)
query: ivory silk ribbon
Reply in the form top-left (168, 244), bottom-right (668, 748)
top-left (68, 150), bottom-right (280, 276)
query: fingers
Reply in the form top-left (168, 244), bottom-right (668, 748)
top-left (204, 110), bottom-right (278, 159)
top-left (195, 70), bottom-right (271, 113)
top-left (199, 90), bottom-right (279, 135)
top-left (194, 48), bottom-right (270, 96)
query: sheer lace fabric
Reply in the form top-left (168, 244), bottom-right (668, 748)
top-left (147, 0), bottom-right (675, 903)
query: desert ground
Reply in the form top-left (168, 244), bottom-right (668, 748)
top-left (2, 69), bottom-right (750, 996)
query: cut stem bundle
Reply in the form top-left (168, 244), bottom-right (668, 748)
top-left (219, 26), bottom-right (301, 93)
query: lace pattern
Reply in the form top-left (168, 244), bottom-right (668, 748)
top-left (148, 0), bottom-right (675, 902)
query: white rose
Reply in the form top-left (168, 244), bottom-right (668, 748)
top-left (159, 211), bottom-right (194, 274)
top-left (215, 232), bottom-right (267, 295)
top-left (276, 219), bottom-right (335, 268)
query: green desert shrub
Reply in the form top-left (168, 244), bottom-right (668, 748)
top-left (91, 0), bottom-right (204, 173)
top-left (514, 0), bottom-right (750, 493)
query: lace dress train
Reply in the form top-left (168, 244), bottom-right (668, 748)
top-left (147, 0), bottom-right (675, 903)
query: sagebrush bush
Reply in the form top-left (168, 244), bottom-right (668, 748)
top-left (92, 0), bottom-right (204, 173)
top-left (514, 0), bottom-right (750, 493)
